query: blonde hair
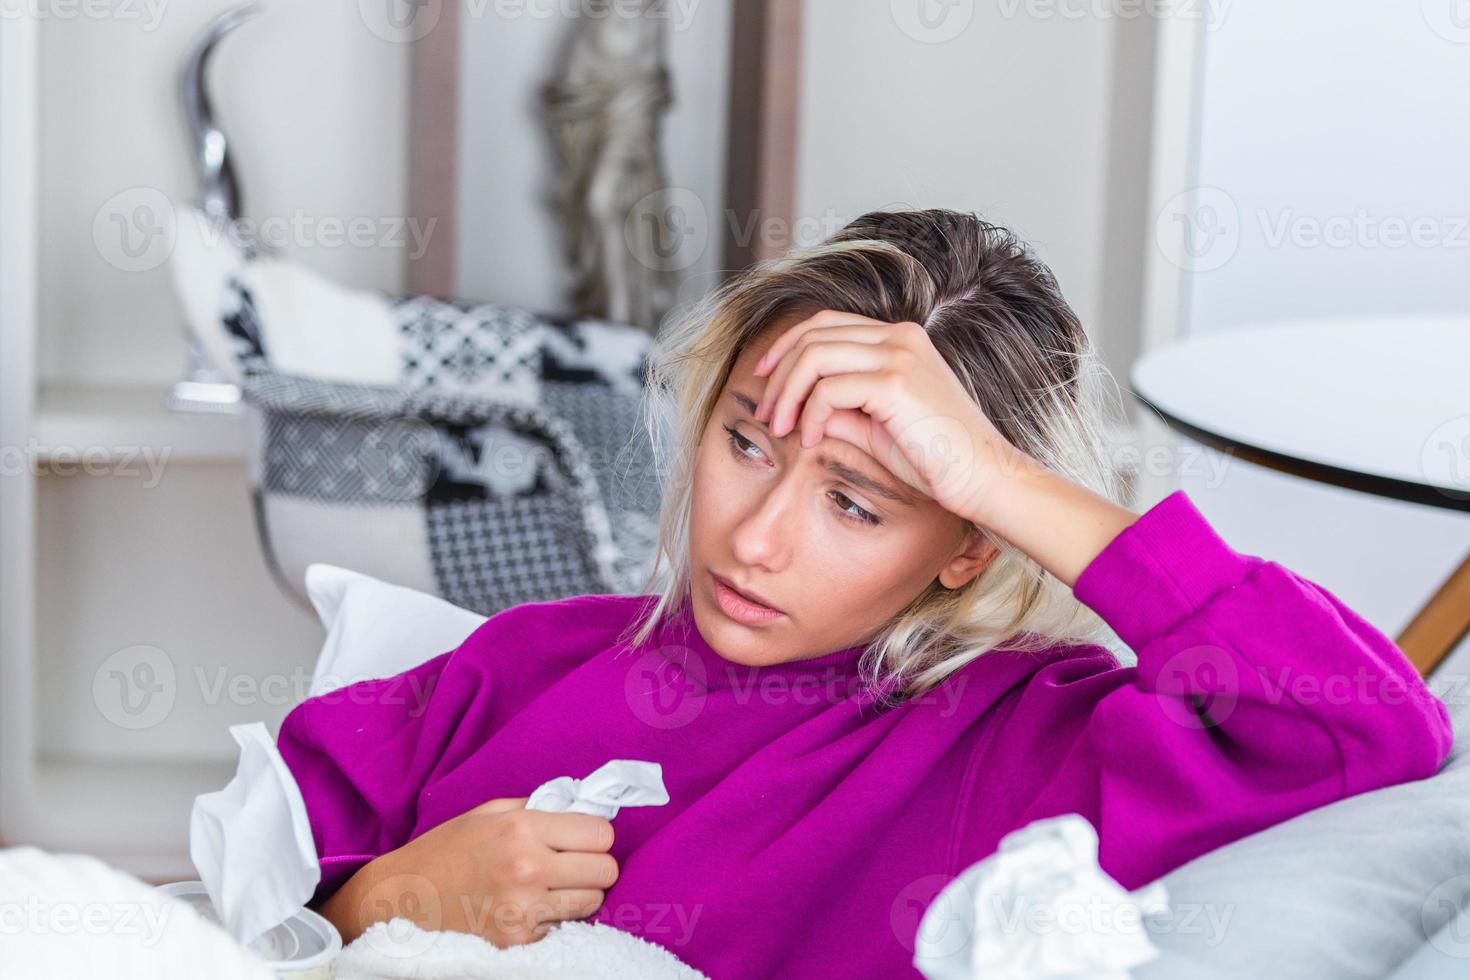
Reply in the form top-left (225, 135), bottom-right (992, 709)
top-left (618, 209), bottom-right (1130, 703)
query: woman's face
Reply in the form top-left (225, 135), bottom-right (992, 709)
top-left (687, 320), bottom-right (998, 666)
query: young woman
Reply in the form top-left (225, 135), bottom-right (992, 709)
top-left (278, 210), bottom-right (1452, 979)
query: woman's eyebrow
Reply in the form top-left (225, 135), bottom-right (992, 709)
top-left (731, 390), bottom-right (764, 421)
top-left (820, 456), bottom-right (919, 506)
top-left (728, 389), bottom-right (918, 507)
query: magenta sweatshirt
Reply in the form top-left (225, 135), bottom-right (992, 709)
top-left (276, 489), bottom-right (1452, 978)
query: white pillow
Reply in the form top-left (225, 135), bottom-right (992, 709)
top-left (303, 564), bottom-right (487, 698)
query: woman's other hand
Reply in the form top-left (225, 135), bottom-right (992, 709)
top-left (319, 796), bottom-right (618, 948)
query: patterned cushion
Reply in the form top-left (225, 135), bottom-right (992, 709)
top-left (169, 206), bottom-right (662, 614)
top-left (239, 318), bottom-right (659, 615)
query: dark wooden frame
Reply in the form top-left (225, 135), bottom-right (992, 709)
top-left (722, 0), bottom-right (804, 276)
top-left (407, 2), bottom-right (460, 298)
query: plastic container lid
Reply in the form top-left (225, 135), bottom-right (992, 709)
top-left (155, 880), bottom-right (341, 976)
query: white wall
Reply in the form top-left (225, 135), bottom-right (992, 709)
top-left (32, 0), bottom-right (412, 767)
top-left (792, 0), bottom-right (1132, 361)
top-left (1181, 0), bottom-right (1470, 672)
top-left (452, 0), bottom-right (1156, 397)
top-left (26, 0), bottom-right (733, 774)
top-left (40, 0), bottom-right (413, 386)
top-left (450, 0), bottom-right (1145, 362)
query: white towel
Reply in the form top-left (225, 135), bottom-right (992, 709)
top-left (332, 917), bottom-right (709, 980)
top-left (0, 846), bottom-right (276, 980)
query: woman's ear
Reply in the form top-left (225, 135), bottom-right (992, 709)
top-left (938, 524), bottom-right (999, 590)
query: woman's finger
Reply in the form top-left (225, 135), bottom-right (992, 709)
top-left (763, 340), bottom-right (892, 438)
top-left (789, 373), bottom-right (896, 446)
top-left (801, 406), bottom-right (876, 459)
top-left (753, 310), bottom-right (890, 379)
top-left (799, 384), bottom-right (928, 498)
top-left (542, 888), bottom-right (607, 922)
top-left (543, 849), bottom-right (620, 890)
top-left (531, 811), bottom-right (616, 852)
top-left (756, 325), bottom-right (893, 421)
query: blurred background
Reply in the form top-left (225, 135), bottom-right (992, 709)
top-left (1, 0), bottom-right (1467, 880)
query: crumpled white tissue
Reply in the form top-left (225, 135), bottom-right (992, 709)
top-left (913, 813), bottom-right (1169, 980)
top-left (525, 760), bottom-right (670, 819)
top-left (190, 722), bottom-right (321, 951)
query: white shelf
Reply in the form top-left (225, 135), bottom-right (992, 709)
top-left (0, 9), bottom-right (358, 884)
top-left (32, 381), bottom-right (248, 462)
top-left (30, 758), bottom-right (236, 883)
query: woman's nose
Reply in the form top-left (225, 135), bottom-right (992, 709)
top-left (730, 479), bottom-right (799, 572)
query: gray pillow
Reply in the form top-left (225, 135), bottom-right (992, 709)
top-left (1136, 689), bottom-right (1470, 980)
top-left (1386, 902), bottom-right (1470, 979)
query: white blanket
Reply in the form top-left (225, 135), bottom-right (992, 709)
top-left (333, 917), bottom-right (709, 980)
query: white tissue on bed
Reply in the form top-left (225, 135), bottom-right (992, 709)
top-left (525, 760), bottom-right (670, 819)
top-left (913, 813), bottom-right (1169, 980)
top-left (189, 722), bottom-right (321, 950)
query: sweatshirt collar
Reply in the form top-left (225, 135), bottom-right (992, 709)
top-left (651, 597), bottom-right (874, 695)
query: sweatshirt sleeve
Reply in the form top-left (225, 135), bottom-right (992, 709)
top-left (276, 643), bottom-right (489, 905)
top-left (1069, 489), bottom-right (1453, 889)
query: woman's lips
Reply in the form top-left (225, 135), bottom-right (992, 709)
top-left (710, 572), bottom-right (786, 626)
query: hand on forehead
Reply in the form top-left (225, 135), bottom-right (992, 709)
top-left (723, 318), bottom-right (926, 509)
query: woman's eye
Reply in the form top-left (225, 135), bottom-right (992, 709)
top-left (723, 424), bottom-right (765, 462)
top-left (724, 423), bottom-right (880, 527)
top-left (830, 491), bottom-right (881, 527)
